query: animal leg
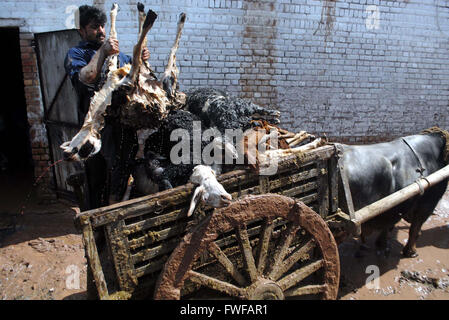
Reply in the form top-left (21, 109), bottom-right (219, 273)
top-left (251, 109), bottom-right (281, 124)
top-left (354, 225), bottom-right (373, 258)
top-left (402, 218), bottom-right (425, 258)
top-left (402, 182), bottom-right (447, 258)
top-left (60, 66), bottom-right (131, 161)
top-left (107, 3), bottom-right (119, 71)
top-left (161, 13), bottom-right (186, 98)
top-left (359, 233), bottom-right (370, 251)
top-left (127, 9), bottom-right (158, 86)
top-left (375, 227), bottom-right (392, 257)
top-left (137, 2), bottom-right (157, 77)
top-left (137, 3), bottom-right (147, 47)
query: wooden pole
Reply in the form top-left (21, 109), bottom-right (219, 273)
top-left (353, 164), bottom-right (449, 226)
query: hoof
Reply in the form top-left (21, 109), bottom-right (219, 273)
top-left (402, 248), bottom-right (418, 258)
top-left (78, 141), bottom-right (95, 159)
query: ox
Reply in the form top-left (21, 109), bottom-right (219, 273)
top-left (337, 129), bottom-right (449, 258)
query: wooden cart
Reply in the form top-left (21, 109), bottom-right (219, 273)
top-left (75, 144), bottom-right (349, 300)
top-left (75, 142), bottom-right (449, 300)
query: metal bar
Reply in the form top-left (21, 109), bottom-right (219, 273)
top-left (353, 164), bottom-right (449, 226)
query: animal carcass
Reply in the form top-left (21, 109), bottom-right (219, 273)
top-left (61, 6), bottom-right (187, 161)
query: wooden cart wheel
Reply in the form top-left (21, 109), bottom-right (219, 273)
top-left (154, 194), bottom-right (340, 300)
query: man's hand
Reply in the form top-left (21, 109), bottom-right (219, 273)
top-left (142, 47), bottom-right (150, 61)
top-left (103, 38), bottom-right (120, 56)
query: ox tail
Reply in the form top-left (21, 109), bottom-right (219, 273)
top-left (421, 127), bottom-right (449, 163)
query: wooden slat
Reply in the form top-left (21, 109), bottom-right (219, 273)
top-left (230, 185), bottom-right (259, 199)
top-left (76, 145), bottom-right (335, 297)
top-left (280, 181), bottom-right (318, 198)
top-left (131, 237), bottom-right (181, 264)
top-left (129, 193), bottom-right (318, 265)
top-left (123, 170), bottom-right (317, 239)
top-left (329, 154), bottom-right (339, 213)
top-left (123, 208), bottom-right (186, 235)
top-left (87, 186), bottom-right (195, 228)
top-left (81, 220), bottom-right (109, 299)
top-left (269, 168), bottom-right (318, 191)
top-left (128, 222), bottom-right (188, 250)
top-left (317, 160), bottom-right (330, 218)
top-left (132, 191), bottom-right (320, 278)
top-left (75, 145), bottom-right (335, 228)
top-left (135, 256), bottom-right (168, 278)
top-left (105, 220), bottom-right (138, 292)
top-left (275, 145), bottom-right (334, 171)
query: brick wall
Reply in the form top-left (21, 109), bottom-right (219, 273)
top-left (19, 32), bottom-right (56, 201)
top-left (1, 0), bottom-right (449, 196)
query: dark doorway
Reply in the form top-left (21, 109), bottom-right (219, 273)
top-left (0, 27), bottom-right (32, 173)
top-left (0, 27), bottom-right (33, 215)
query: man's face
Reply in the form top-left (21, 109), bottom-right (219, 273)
top-left (79, 21), bottom-right (106, 45)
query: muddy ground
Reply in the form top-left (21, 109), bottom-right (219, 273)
top-left (0, 171), bottom-right (448, 300)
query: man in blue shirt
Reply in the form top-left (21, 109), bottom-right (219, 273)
top-left (65, 5), bottom-right (150, 209)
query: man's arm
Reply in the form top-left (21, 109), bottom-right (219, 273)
top-left (80, 38), bottom-right (119, 84)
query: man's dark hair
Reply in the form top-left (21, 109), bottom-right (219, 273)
top-left (78, 5), bottom-right (107, 28)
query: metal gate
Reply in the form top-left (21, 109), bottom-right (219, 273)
top-left (35, 29), bottom-right (85, 204)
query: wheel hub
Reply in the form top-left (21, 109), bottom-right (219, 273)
top-left (248, 279), bottom-right (284, 300)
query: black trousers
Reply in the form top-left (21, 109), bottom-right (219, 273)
top-left (84, 122), bottom-right (138, 210)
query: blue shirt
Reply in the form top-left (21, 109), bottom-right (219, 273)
top-left (64, 41), bottom-right (132, 122)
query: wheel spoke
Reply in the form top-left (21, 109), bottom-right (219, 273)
top-left (277, 259), bottom-right (324, 291)
top-left (235, 224), bottom-right (258, 282)
top-left (207, 241), bottom-right (247, 286)
top-left (187, 270), bottom-right (245, 298)
top-left (268, 222), bottom-right (301, 279)
top-left (284, 284), bottom-right (327, 297)
top-left (270, 239), bottom-right (316, 281)
top-left (255, 218), bottom-right (274, 274)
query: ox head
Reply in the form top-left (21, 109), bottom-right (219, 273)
top-left (187, 165), bottom-right (232, 217)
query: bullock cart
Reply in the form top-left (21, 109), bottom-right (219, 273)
top-left (73, 143), bottom-right (449, 300)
